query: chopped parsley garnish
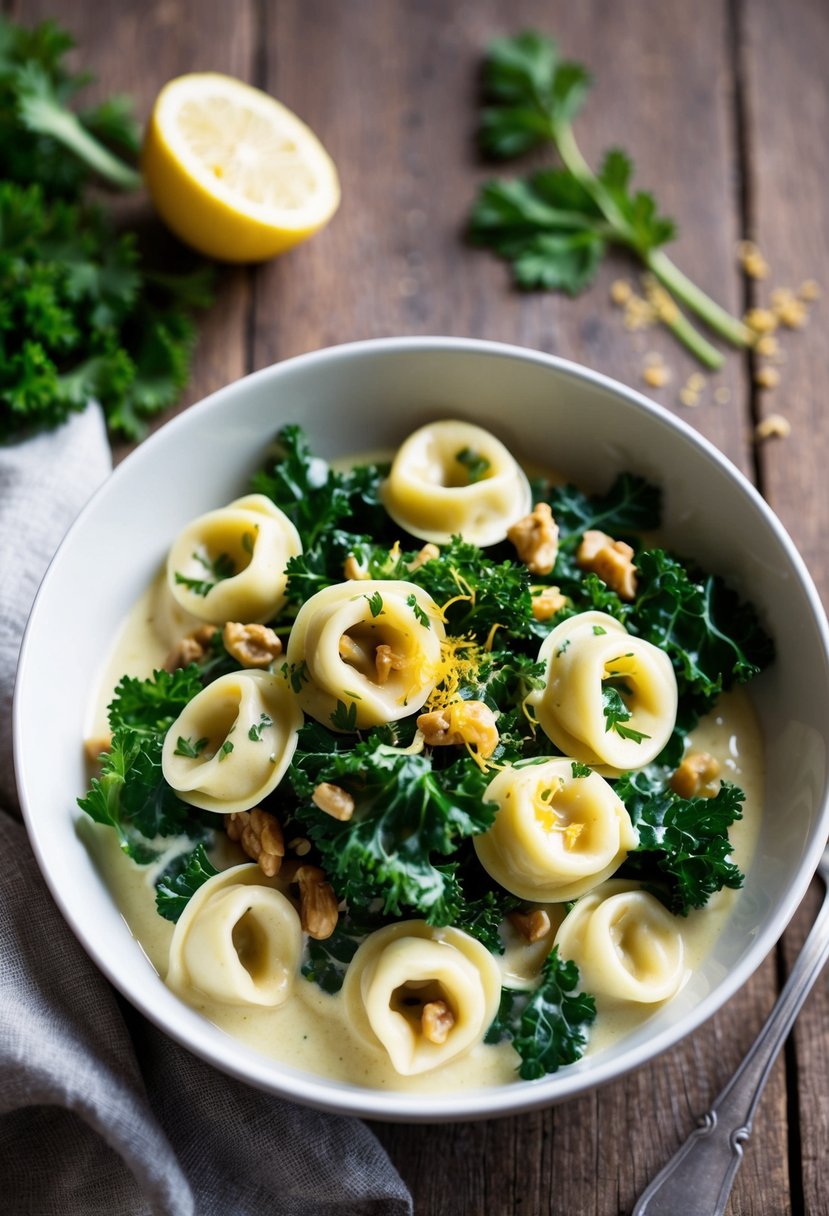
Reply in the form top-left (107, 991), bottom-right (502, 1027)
top-left (174, 550), bottom-right (236, 597)
top-left (406, 593), bottom-right (431, 628)
top-left (456, 447), bottom-right (491, 483)
top-left (601, 681), bottom-right (650, 744)
top-left (364, 590), bottom-right (384, 617)
top-left (173, 735), bottom-right (208, 758)
top-left (218, 740), bottom-right (234, 761)
top-left (570, 761), bottom-right (592, 778)
top-left (248, 713), bottom-right (273, 742)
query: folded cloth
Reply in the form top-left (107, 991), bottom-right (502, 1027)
top-left (0, 408), bottom-right (412, 1216)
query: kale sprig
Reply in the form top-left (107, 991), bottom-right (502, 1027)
top-left (288, 724), bottom-right (497, 923)
top-left (0, 16), bottom-right (214, 440)
top-left (468, 31), bottom-right (753, 367)
top-left (486, 947), bottom-right (597, 1079)
top-left (615, 768), bottom-right (745, 914)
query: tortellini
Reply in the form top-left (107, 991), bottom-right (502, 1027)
top-left (555, 880), bottom-right (685, 1003)
top-left (285, 579), bottom-right (445, 730)
top-left (161, 669), bottom-right (302, 813)
top-left (167, 493), bottom-right (301, 624)
top-left (528, 611), bottom-right (678, 771)
top-left (167, 864), bottom-right (302, 1007)
top-left (343, 921), bottom-right (502, 1076)
top-left (473, 759), bottom-right (637, 902)
top-left (381, 419), bottom-right (532, 547)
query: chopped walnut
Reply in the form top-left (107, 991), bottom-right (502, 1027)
top-left (408, 543), bottom-right (440, 572)
top-left (531, 586), bottom-right (567, 622)
top-left (507, 502), bottom-right (559, 575)
top-left (375, 643), bottom-right (407, 684)
top-left (84, 734), bottom-right (112, 763)
top-left (163, 625), bottom-right (216, 672)
top-left (343, 554), bottom-right (370, 580)
top-left (293, 864), bottom-right (339, 939)
top-left (225, 808), bottom-right (285, 877)
top-left (223, 622), bottom-right (282, 668)
top-left (422, 999), bottom-right (455, 1045)
top-left (417, 700), bottom-right (499, 759)
top-left (509, 908), bottom-right (552, 944)
top-left (577, 529), bottom-right (638, 600)
top-left (312, 781), bottom-right (355, 821)
top-left (670, 752), bottom-right (721, 799)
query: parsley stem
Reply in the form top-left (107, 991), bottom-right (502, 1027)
top-left (645, 249), bottom-right (753, 348)
top-left (26, 103), bottom-right (142, 191)
top-left (553, 121), bottom-right (739, 365)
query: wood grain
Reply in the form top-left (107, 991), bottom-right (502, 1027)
top-left (12, 0), bottom-right (829, 1211)
top-left (741, 4), bottom-right (829, 1215)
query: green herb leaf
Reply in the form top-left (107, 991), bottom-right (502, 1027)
top-left (155, 843), bottom-right (219, 922)
top-left (455, 447), bottom-right (491, 484)
top-left (615, 771), bottom-right (745, 914)
top-left (486, 947), bottom-right (596, 1079)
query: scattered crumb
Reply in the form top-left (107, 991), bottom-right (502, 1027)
top-left (754, 334), bottom-right (779, 359)
top-left (687, 372), bottom-right (706, 392)
top-left (775, 297), bottom-right (809, 329)
top-left (610, 279), bottom-right (633, 305)
top-left (744, 307), bottom-right (778, 336)
top-left (754, 366), bottom-right (781, 390)
top-left (714, 386), bottom-right (731, 405)
top-left (737, 240), bottom-right (769, 279)
top-left (679, 387), bottom-right (699, 407)
top-left (799, 279), bottom-right (821, 302)
top-left (642, 362), bottom-right (671, 388)
top-left (755, 413), bottom-right (791, 441)
top-left (623, 293), bottom-right (656, 331)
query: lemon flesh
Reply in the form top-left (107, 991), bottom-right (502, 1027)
top-left (142, 73), bottom-right (340, 263)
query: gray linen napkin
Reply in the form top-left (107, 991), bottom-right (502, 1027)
top-left (0, 407), bottom-right (412, 1216)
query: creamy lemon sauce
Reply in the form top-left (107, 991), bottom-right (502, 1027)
top-left (85, 566), bottom-right (764, 1090)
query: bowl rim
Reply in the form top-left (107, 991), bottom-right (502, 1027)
top-left (14, 333), bottom-right (829, 1121)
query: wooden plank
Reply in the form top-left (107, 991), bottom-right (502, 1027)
top-left (255, 0), bottom-right (751, 471)
top-left (741, 2), bottom-right (829, 1214)
top-left (11, 0), bottom-right (256, 462)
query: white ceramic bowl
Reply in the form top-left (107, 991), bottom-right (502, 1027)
top-left (14, 337), bottom-right (829, 1122)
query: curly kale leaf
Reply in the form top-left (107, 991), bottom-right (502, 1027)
top-left (408, 536), bottom-right (535, 638)
top-left (78, 729), bottom-right (209, 863)
top-left (107, 665), bottom-right (205, 736)
top-left (251, 424), bottom-right (390, 558)
top-left (548, 473), bottom-right (662, 544)
top-left (628, 549), bottom-right (774, 707)
top-left (302, 906), bottom-right (390, 994)
top-left (155, 843), bottom-right (219, 922)
top-left (615, 769), bottom-right (745, 914)
top-left (486, 947), bottom-right (596, 1079)
top-left (289, 726), bottom-right (497, 922)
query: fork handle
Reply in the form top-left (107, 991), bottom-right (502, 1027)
top-left (633, 885), bottom-right (829, 1216)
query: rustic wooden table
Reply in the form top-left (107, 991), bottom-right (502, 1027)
top-left (20, 0), bottom-right (829, 1211)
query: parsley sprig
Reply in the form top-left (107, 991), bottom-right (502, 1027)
top-left (468, 31), bottom-right (753, 368)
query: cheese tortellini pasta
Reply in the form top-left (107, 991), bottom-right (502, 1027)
top-left (167, 493), bottom-right (301, 624)
top-left (474, 759), bottom-right (637, 902)
top-left (285, 579), bottom-right (445, 730)
top-left (167, 864), bottom-right (302, 1007)
top-left (162, 669), bottom-right (302, 813)
top-left (554, 881), bottom-right (685, 1003)
top-left (343, 921), bottom-right (502, 1075)
top-left (528, 611), bottom-right (678, 771)
top-left (381, 419), bottom-right (532, 547)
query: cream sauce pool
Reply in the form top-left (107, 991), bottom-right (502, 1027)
top-left (84, 570), bottom-right (765, 1092)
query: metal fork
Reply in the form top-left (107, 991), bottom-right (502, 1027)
top-left (633, 846), bottom-right (829, 1216)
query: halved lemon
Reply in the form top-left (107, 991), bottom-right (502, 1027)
top-left (142, 73), bottom-right (341, 262)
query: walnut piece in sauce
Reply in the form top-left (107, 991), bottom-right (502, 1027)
top-left (576, 529), bottom-right (638, 600)
top-left (225, 808), bottom-right (285, 877)
top-left (222, 621), bottom-right (282, 668)
top-left (417, 700), bottom-right (499, 759)
top-left (163, 625), bottom-right (217, 672)
top-left (670, 752), bottom-right (721, 799)
top-left (507, 502), bottom-right (559, 575)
